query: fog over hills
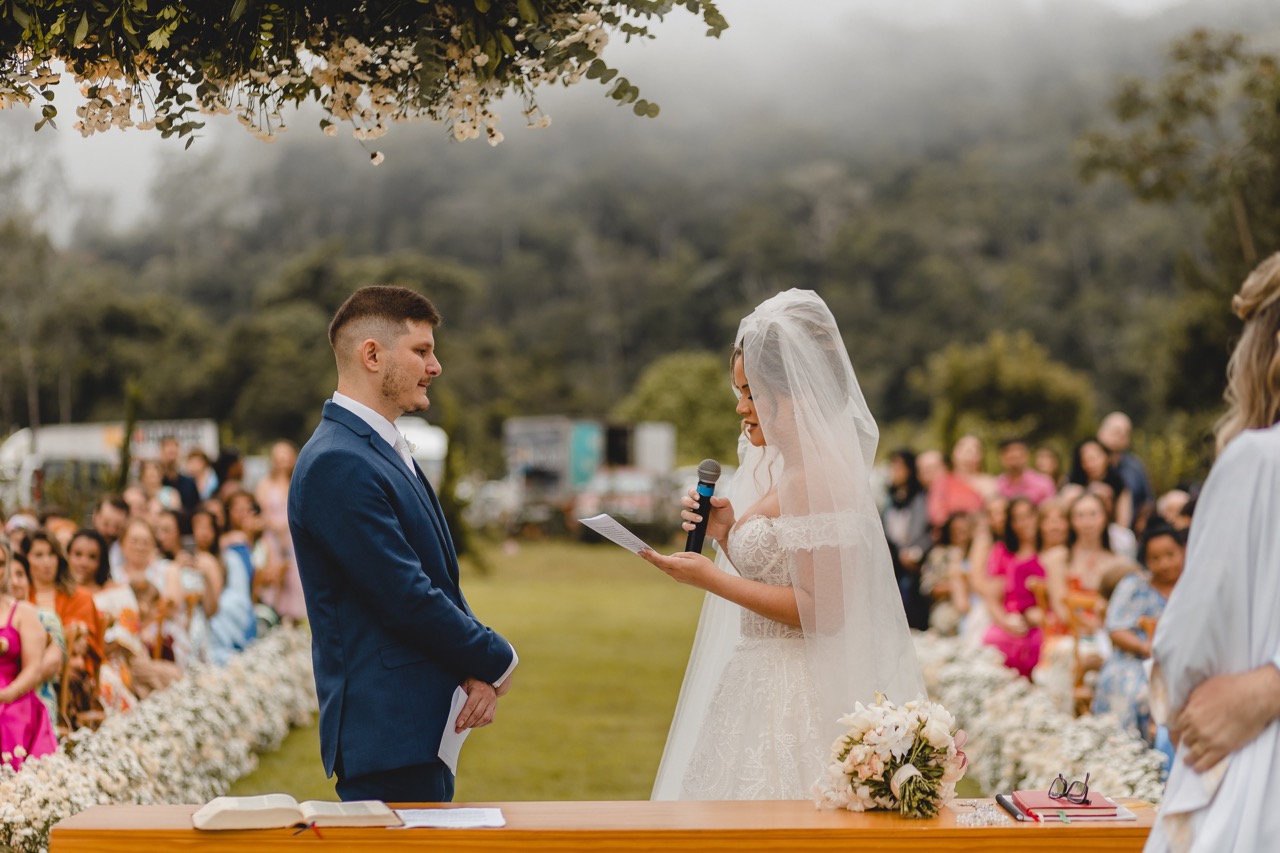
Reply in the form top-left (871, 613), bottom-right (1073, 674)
top-left (4, 0), bottom-right (1278, 235)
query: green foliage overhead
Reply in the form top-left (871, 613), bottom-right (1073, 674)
top-left (612, 351), bottom-right (740, 466)
top-left (913, 330), bottom-right (1096, 449)
top-left (0, 0), bottom-right (726, 148)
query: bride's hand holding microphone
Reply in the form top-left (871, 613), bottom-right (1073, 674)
top-left (641, 459), bottom-right (732, 591)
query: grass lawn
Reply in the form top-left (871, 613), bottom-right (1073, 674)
top-left (232, 537), bottom-right (704, 801)
top-left (230, 537), bottom-right (985, 801)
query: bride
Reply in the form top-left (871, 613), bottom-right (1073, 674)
top-left (642, 289), bottom-right (925, 800)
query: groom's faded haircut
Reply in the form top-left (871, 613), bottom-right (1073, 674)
top-left (328, 286), bottom-right (441, 363)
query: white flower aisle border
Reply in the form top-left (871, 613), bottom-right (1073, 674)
top-left (0, 625), bottom-right (317, 853)
top-left (912, 632), bottom-right (1167, 803)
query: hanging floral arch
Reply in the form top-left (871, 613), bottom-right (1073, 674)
top-left (0, 1), bottom-right (726, 152)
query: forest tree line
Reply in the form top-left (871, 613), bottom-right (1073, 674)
top-left (2, 3), bottom-right (1279, 492)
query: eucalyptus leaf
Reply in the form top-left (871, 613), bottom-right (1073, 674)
top-left (74, 10), bottom-right (90, 44)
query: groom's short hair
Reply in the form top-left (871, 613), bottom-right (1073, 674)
top-left (328, 286), bottom-right (441, 358)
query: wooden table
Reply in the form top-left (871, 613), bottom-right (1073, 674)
top-left (50, 799), bottom-right (1155, 852)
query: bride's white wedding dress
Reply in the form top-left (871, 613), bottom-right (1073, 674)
top-left (651, 289), bottom-right (926, 802)
top-left (680, 514), bottom-right (822, 799)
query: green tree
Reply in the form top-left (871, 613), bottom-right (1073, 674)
top-left (1079, 29), bottom-right (1280, 414)
top-left (913, 330), bottom-right (1096, 450)
top-left (611, 351), bottom-right (740, 466)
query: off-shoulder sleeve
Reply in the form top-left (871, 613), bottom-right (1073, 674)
top-left (772, 510), bottom-right (880, 552)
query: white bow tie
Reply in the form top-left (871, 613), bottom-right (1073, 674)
top-left (396, 434), bottom-right (417, 454)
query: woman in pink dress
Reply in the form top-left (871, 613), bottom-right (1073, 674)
top-left (981, 496), bottom-right (1047, 677)
top-left (0, 541), bottom-right (57, 768)
top-left (255, 440), bottom-right (307, 621)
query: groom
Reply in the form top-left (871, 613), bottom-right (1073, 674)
top-left (290, 285), bottom-right (516, 802)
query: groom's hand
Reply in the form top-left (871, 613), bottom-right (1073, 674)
top-left (456, 678), bottom-right (498, 732)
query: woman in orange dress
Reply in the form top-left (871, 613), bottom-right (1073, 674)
top-left (22, 530), bottom-right (103, 681)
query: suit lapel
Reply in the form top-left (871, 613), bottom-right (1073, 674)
top-left (323, 401), bottom-right (457, 582)
top-left (414, 460), bottom-right (461, 586)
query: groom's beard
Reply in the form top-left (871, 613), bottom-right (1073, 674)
top-left (382, 362), bottom-right (431, 414)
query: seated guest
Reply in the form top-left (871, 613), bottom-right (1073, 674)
top-left (157, 509), bottom-right (223, 665)
top-left (1034, 445), bottom-right (1063, 488)
top-left (921, 512), bottom-right (986, 642)
top-left (995, 438), bottom-right (1057, 505)
top-left (4, 548), bottom-right (64, 729)
top-left (1038, 498), bottom-right (1070, 552)
top-left (66, 529), bottom-right (137, 714)
top-left (981, 497), bottom-right (1047, 678)
top-left (915, 449), bottom-right (945, 494)
top-left (1098, 412), bottom-right (1154, 532)
top-left (926, 434), bottom-right (997, 528)
top-left (21, 531), bottom-right (103, 682)
top-left (1093, 526), bottom-right (1186, 743)
top-left (882, 448), bottom-right (933, 631)
top-left (1043, 492), bottom-right (1117, 632)
top-left (1087, 481), bottom-right (1138, 561)
top-left (186, 449), bottom-right (220, 502)
top-left (118, 519), bottom-right (189, 669)
top-left (1155, 489), bottom-right (1190, 530)
top-left (202, 509), bottom-right (255, 664)
top-left (0, 544), bottom-right (57, 768)
top-left (1067, 437), bottom-right (1134, 530)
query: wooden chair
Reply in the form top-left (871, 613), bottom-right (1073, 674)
top-left (145, 597), bottom-right (172, 661)
top-left (1064, 590), bottom-right (1104, 717)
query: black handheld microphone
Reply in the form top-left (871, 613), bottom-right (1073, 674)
top-left (684, 459), bottom-right (722, 553)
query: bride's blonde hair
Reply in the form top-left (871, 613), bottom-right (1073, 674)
top-left (1217, 252), bottom-right (1280, 453)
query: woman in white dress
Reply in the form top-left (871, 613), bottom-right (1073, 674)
top-left (1144, 252), bottom-right (1280, 853)
top-left (643, 289), bottom-right (925, 800)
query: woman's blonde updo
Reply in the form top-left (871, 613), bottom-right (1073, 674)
top-left (1217, 252), bottom-right (1280, 453)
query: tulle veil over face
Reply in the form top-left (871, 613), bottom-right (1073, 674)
top-left (651, 289), bottom-right (925, 800)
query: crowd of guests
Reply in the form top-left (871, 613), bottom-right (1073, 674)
top-left (0, 436), bottom-right (307, 769)
top-left (880, 412), bottom-right (1192, 759)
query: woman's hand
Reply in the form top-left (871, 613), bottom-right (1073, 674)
top-left (1001, 610), bottom-right (1029, 637)
top-left (639, 549), bottom-right (720, 592)
top-left (1173, 665), bottom-right (1280, 772)
top-left (680, 491), bottom-right (735, 546)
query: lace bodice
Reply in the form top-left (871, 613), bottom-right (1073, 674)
top-left (727, 515), bottom-right (802, 639)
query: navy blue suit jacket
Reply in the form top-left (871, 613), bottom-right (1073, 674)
top-left (289, 401), bottom-right (513, 780)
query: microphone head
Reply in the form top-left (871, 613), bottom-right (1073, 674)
top-left (696, 459), bottom-right (722, 484)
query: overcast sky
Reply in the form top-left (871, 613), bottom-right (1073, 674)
top-left (18, 0), bottom-right (1188, 231)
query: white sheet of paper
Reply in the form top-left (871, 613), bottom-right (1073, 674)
top-left (437, 686), bottom-right (470, 774)
top-left (393, 808), bottom-right (506, 829)
top-left (578, 513), bottom-right (653, 554)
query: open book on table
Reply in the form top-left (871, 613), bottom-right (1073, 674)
top-left (193, 794), bottom-right (404, 830)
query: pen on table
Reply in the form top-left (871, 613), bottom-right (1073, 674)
top-left (995, 793), bottom-right (1037, 822)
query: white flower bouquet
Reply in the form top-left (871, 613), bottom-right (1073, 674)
top-left (813, 693), bottom-right (967, 819)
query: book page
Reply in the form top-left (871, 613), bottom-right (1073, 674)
top-left (192, 794), bottom-right (301, 830)
top-left (300, 800), bottom-right (403, 827)
top-left (393, 808), bottom-right (506, 829)
top-left (578, 514), bottom-right (653, 554)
